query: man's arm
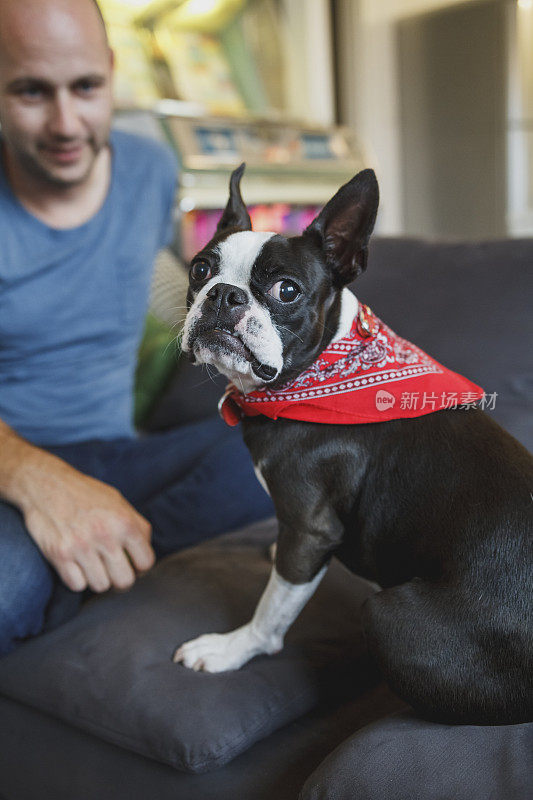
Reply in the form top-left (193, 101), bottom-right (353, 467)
top-left (0, 420), bottom-right (155, 592)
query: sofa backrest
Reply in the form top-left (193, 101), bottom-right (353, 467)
top-left (147, 237), bottom-right (532, 454)
top-left (354, 237), bottom-right (532, 452)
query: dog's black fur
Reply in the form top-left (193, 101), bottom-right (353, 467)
top-left (187, 167), bottom-right (533, 724)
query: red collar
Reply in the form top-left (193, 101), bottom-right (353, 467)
top-left (219, 304), bottom-right (484, 426)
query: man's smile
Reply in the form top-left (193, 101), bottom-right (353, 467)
top-left (40, 142), bottom-right (87, 165)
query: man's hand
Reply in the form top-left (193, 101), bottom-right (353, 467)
top-left (0, 423), bottom-right (155, 593)
top-left (21, 456), bottom-right (155, 592)
top-left (22, 459), bottom-right (155, 592)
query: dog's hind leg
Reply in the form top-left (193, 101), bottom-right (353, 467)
top-left (362, 577), bottom-right (532, 724)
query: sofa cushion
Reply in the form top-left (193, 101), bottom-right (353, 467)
top-left (0, 520), bottom-right (377, 774)
top-left (300, 711), bottom-right (533, 800)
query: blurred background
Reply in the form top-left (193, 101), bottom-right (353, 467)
top-left (103, 0), bottom-right (533, 257)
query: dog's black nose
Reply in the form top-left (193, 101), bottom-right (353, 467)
top-left (206, 283), bottom-right (248, 310)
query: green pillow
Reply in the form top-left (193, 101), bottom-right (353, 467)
top-left (134, 313), bottom-right (181, 428)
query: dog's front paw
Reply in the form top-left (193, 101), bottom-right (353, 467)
top-left (173, 624), bottom-right (278, 673)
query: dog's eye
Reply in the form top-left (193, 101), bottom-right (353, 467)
top-left (267, 280), bottom-right (300, 303)
top-left (190, 260), bottom-right (212, 282)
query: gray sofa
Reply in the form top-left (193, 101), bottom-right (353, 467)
top-left (0, 237), bottom-right (531, 800)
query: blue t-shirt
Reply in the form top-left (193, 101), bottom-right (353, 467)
top-left (0, 130), bottom-right (178, 446)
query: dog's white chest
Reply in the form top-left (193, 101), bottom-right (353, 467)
top-left (253, 463), bottom-right (270, 496)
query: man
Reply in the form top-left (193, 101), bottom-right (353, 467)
top-left (0, 0), bottom-right (272, 656)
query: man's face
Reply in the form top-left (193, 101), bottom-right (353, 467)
top-left (0, 0), bottom-right (114, 188)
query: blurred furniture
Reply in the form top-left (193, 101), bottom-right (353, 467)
top-left (0, 237), bottom-right (531, 800)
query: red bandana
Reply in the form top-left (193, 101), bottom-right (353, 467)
top-left (219, 304), bottom-right (484, 426)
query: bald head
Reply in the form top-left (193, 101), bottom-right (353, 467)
top-left (0, 0), bottom-right (114, 190)
top-left (0, 0), bottom-right (108, 63)
top-left (90, 0), bottom-right (107, 32)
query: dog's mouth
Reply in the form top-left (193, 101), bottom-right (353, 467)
top-left (194, 328), bottom-right (278, 382)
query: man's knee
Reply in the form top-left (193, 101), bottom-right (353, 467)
top-left (0, 503), bottom-right (55, 656)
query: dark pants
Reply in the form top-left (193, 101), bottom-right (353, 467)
top-left (0, 416), bottom-right (274, 656)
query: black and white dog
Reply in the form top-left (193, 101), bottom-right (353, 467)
top-left (174, 165), bottom-right (532, 724)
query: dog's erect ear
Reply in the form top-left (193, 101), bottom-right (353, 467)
top-left (216, 163), bottom-right (252, 233)
top-left (304, 169), bottom-right (379, 286)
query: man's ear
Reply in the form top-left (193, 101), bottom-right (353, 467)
top-left (304, 169), bottom-right (379, 286)
top-left (216, 163), bottom-right (252, 233)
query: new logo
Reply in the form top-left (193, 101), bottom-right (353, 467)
top-left (375, 390), bottom-right (396, 411)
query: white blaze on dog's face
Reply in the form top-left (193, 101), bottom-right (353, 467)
top-left (182, 230), bottom-right (285, 393)
top-left (182, 163), bottom-right (380, 395)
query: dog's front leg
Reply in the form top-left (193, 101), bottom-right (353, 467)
top-left (173, 499), bottom-right (344, 673)
top-left (173, 564), bottom-right (327, 673)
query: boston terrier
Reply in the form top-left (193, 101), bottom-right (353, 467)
top-left (174, 165), bottom-right (532, 724)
